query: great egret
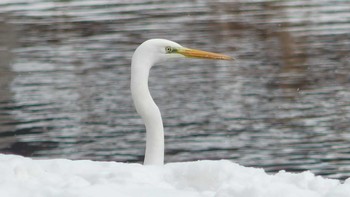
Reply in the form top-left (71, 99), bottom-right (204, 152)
top-left (131, 39), bottom-right (233, 165)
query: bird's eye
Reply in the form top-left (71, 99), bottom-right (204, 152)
top-left (165, 46), bottom-right (173, 53)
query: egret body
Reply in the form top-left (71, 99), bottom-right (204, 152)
top-left (131, 39), bottom-right (232, 165)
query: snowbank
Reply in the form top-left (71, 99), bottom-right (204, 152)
top-left (0, 154), bottom-right (349, 197)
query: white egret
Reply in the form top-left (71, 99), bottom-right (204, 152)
top-left (131, 39), bottom-right (233, 165)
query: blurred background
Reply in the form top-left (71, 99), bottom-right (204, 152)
top-left (0, 0), bottom-right (350, 180)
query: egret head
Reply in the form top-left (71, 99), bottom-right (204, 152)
top-left (132, 39), bottom-right (233, 67)
top-left (131, 39), bottom-right (233, 165)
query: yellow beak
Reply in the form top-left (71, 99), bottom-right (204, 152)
top-left (176, 47), bottom-right (233, 60)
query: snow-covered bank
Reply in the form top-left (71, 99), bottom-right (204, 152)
top-left (0, 154), bottom-right (349, 197)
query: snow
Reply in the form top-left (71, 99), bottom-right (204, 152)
top-left (0, 154), bottom-right (349, 197)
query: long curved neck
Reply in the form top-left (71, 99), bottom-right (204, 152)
top-left (131, 57), bottom-right (164, 165)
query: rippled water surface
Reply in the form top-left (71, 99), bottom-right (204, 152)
top-left (1, 0), bottom-right (350, 180)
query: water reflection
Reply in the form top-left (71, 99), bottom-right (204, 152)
top-left (0, 0), bottom-right (350, 180)
top-left (0, 18), bottom-right (17, 151)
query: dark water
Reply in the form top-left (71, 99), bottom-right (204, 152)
top-left (1, 0), bottom-right (350, 180)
